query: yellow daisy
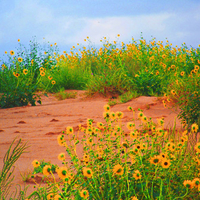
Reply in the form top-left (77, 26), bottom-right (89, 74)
top-left (104, 104), bottom-right (110, 112)
top-left (32, 160), bottom-right (40, 168)
top-left (161, 159), bottom-right (171, 169)
top-left (133, 170), bottom-right (141, 180)
top-left (57, 166), bottom-right (68, 179)
top-left (113, 164), bottom-right (124, 175)
top-left (43, 165), bottom-right (51, 176)
top-left (58, 153), bottom-right (65, 161)
top-left (80, 190), bottom-right (89, 199)
top-left (183, 180), bottom-right (194, 189)
top-left (82, 167), bottom-right (93, 178)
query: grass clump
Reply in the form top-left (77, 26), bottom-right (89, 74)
top-left (54, 88), bottom-right (77, 100)
top-left (0, 138), bottom-right (29, 200)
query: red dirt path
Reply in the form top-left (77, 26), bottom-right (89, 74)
top-left (0, 90), bottom-right (182, 197)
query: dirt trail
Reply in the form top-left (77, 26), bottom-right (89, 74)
top-left (0, 90), bottom-right (182, 197)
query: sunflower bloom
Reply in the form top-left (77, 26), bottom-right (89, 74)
top-left (131, 197), bottom-right (138, 200)
top-left (10, 50), bottom-right (15, 55)
top-left (57, 135), bottom-right (65, 146)
top-left (40, 71), bottom-right (45, 76)
top-left (127, 106), bottom-right (133, 111)
top-left (133, 170), bottom-right (141, 180)
top-left (43, 165), bottom-right (51, 176)
top-left (113, 164), bottom-right (124, 175)
top-left (150, 155), bottom-right (161, 165)
top-left (52, 80), bottom-right (56, 85)
top-left (161, 159), bottom-right (171, 168)
top-left (57, 166), bottom-right (68, 179)
top-left (103, 111), bottom-right (110, 119)
top-left (116, 111), bottom-right (124, 119)
top-left (48, 76), bottom-right (53, 80)
top-left (192, 178), bottom-right (200, 188)
top-left (39, 67), bottom-right (44, 72)
top-left (23, 69), bottom-right (28, 75)
top-left (32, 160), bottom-right (40, 168)
top-left (127, 122), bottom-right (135, 130)
top-left (66, 126), bottom-right (74, 134)
top-left (138, 111), bottom-right (144, 119)
top-left (194, 142), bottom-right (200, 153)
top-left (18, 57), bottom-right (23, 62)
top-left (54, 194), bottom-right (62, 200)
top-left (80, 190), bottom-right (89, 199)
top-left (58, 153), bottom-right (65, 161)
top-left (110, 112), bottom-right (116, 120)
top-left (104, 104), bottom-right (110, 112)
top-left (130, 130), bottom-right (138, 139)
top-left (191, 123), bottom-right (198, 133)
top-left (183, 180), bottom-right (194, 189)
top-left (171, 90), bottom-right (176, 95)
top-left (83, 167), bottom-right (93, 178)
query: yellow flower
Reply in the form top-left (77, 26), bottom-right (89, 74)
top-left (32, 160), bottom-right (40, 168)
top-left (180, 71), bottom-right (185, 76)
top-left (194, 65), bottom-right (199, 70)
top-left (127, 122), bottom-right (135, 130)
top-left (23, 69), bottom-right (28, 75)
top-left (127, 106), bottom-right (133, 111)
top-left (10, 50), bottom-right (15, 55)
top-left (47, 193), bottom-right (54, 200)
top-left (57, 135), bottom-right (65, 146)
top-left (80, 190), bottom-right (89, 199)
top-left (57, 166), bottom-right (68, 179)
top-left (117, 34), bottom-right (120, 37)
top-left (5, 51), bottom-right (7, 54)
top-left (110, 112), bottom-right (116, 120)
top-left (54, 194), bottom-right (61, 200)
top-left (183, 180), bottom-right (194, 189)
top-left (150, 155), bottom-right (161, 165)
top-left (18, 39), bottom-right (20, 42)
top-left (133, 170), bottom-right (141, 180)
top-left (161, 159), bottom-right (171, 168)
top-left (18, 57), bottom-right (23, 62)
top-left (15, 73), bottom-right (20, 78)
top-left (66, 126), bottom-right (74, 134)
top-left (141, 116), bottom-right (148, 123)
top-left (48, 76), bottom-right (53, 80)
top-left (97, 122), bottom-right (104, 129)
top-left (116, 111), bottom-right (124, 119)
top-left (130, 130), bottom-right (138, 139)
top-left (138, 111), bottom-right (143, 119)
top-left (191, 123), bottom-right (198, 133)
top-left (54, 43), bottom-right (57, 45)
top-left (195, 142), bottom-right (200, 153)
top-left (104, 104), bottom-right (110, 112)
top-left (113, 164), bottom-right (123, 175)
top-left (40, 71), bottom-right (45, 76)
top-left (171, 90), bottom-right (176, 95)
top-left (52, 80), bottom-right (56, 85)
top-left (82, 167), bottom-right (93, 178)
top-left (165, 142), bottom-right (175, 152)
top-left (103, 111), bottom-right (110, 119)
top-left (58, 153), bottom-right (65, 161)
top-left (43, 165), bottom-right (51, 176)
top-left (131, 196), bottom-right (138, 200)
top-left (39, 67), bottom-right (44, 71)
top-left (192, 178), bottom-right (200, 188)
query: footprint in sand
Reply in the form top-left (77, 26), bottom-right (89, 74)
top-left (17, 121), bottom-right (26, 124)
top-left (50, 118), bottom-right (59, 122)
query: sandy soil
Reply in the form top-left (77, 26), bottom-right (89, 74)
top-left (0, 90), bottom-right (183, 197)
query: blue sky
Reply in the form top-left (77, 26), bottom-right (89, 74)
top-left (0, 0), bottom-right (200, 60)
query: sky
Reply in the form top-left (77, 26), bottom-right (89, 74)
top-left (0, 0), bottom-right (200, 61)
